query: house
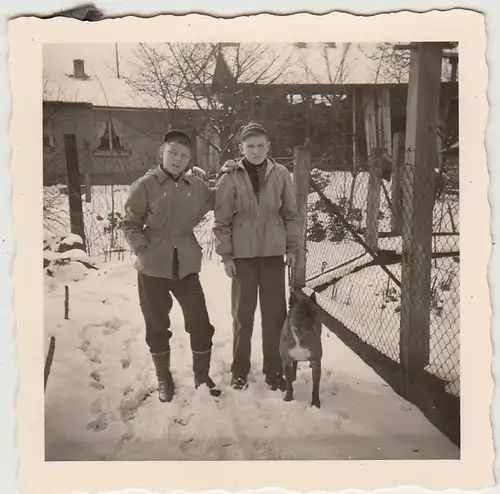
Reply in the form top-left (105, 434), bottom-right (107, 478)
top-left (43, 43), bottom-right (216, 186)
top-left (205, 42), bottom-right (458, 171)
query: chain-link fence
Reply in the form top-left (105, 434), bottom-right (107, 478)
top-left (304, 161), bottom-right (459, 398)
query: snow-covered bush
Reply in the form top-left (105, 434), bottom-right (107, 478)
top-left (44, 231), bottom-right (97, 281)
top-left (307, 170), bottom-right (363, 243)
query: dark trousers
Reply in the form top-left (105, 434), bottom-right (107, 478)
top-left (231, 256), bottom-right (287, 378)
top-left (138, 272), bottom-right (215, 355)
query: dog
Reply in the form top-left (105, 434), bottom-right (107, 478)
top-left (279, 290), bottom-right (323, 408)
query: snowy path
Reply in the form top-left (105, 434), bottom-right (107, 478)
top-left (44, 258), bottom-right (459, 461)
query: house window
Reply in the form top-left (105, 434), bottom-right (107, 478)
top-left (95, 117), bottom-right (125, 153)
top-left (287, 93), bottom-right (305, 105)
top-left (311, 94), bottom-right (338, 106)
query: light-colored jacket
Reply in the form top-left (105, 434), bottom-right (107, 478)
top-left (213, 158), bottom-right (300, 260)
top-left (122, 166), bottom-right (214, 279)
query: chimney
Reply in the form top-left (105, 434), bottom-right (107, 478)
top-left (73, 59), bottom-right (85, 79)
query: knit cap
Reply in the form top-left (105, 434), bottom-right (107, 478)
top-left (240, 122), bottom-right (268, 141)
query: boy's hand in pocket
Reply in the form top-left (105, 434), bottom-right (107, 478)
top-left (286, 252), bottom-right (296, 271)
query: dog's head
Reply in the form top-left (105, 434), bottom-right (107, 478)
top-left (288, 291), bottom-right (321, 336)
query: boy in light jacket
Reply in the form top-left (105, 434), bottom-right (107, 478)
top-left (213, 122), bottom-right (300, 391)
top-left (122, 130), bottom-right (220, 402)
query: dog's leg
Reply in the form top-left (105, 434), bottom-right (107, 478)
top-left (292, 361), bottom-right (298, 382)
top-left (311, 360), bottom-right (321, 408)
top-left (283, 361), bottom-right (294, 402)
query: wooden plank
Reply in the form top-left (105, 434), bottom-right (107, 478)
top-left (400, 43), bottom-right (443, 373)
top-left (292, 145), bottom-right (311, 288)
top-left (63, 134), bottom-right (87, 249)
top-left (362, 88), bottom-right (378, 151)
top-left (380, 87), bottom-right (392, 154)
top-left (391, 132), bottom-right (405, 233)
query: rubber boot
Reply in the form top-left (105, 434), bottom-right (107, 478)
top-left (193, 349), bottom-right (221, 397)
top-left (151, 351), bottom-right (175, 403)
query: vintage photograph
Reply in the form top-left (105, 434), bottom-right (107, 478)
top-left (42, 40), bottom-right (460, 461)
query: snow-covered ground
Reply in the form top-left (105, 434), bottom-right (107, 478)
top-left (43, 176), bottom-right (459, 461)
top-left (44, 255), bottom-right (458, 461)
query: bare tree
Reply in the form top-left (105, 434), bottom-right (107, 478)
top-left (362, 42), bottom-right (456, 84)
top-left (124, 43), bottom-right (292, 167)
top-left (297, 42), bottom-right (352, 87)
top-left (361, 43), bottom-right (411, 84)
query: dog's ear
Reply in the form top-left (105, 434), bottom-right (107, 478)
top-left (307, 291), bottom-right (321, 319)
top-left (288, 291), bottom-right (298, 308)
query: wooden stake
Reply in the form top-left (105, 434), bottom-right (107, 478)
top-left (44, 336), bottom-right (56, 392)
top-left (64, 285), bottom-right (69, 320)
top-left (400, 43), bottom-right (442, 373)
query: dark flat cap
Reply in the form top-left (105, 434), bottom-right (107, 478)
top-left (163, 129), bottom-right (193, 148)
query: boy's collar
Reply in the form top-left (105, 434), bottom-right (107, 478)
top-left (237, 156), bottom-right (274, 167)
top-left (154, 165), bottom-right (192, 184)
top-left (236, 157), bottom-right (275, 174)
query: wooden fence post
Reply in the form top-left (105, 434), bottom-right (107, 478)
top-left (293, 145), bottom-right (311, 289)
top-left (400, 43), bottom-right (442, 375)
top-left (63, 134), bottom-right (86, 249)
top-left (82, 140), bottom-right (92, 203)
top-left (364, 87), bottom-right (391, 250)
top-left (391, 132), bottom-right (405, 234)
top-left (363, 89), bottom-right (380, 251)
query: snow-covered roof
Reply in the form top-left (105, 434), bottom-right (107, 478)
top-left (43, 43), bottom-right (200, 109)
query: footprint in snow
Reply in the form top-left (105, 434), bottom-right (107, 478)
top-left (86, 413), bottom-right (109, 432)
top-left (89, 396), bottom-right (106, 414)
top-left (78, 340), bottom-right (91, 353)
top-left (178, 438), bottom-right (202, 459)
top-left (123, 385), bottom-right (133, 397)
top-left (89, 350), bottom-right (102, 364)
top-left (102, 317), bottom-right (123, 335)
top-left (89, 370), bottom-right (105, 390)
top-left (90, 370), bottom-right (101, 381)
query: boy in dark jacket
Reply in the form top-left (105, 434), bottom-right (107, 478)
top-left (213, 122), bottom-right (300, 391)
top-left (122, 130), bottom-right (220, 402)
